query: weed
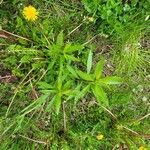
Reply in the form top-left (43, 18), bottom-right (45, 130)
top-left (0, 0), bottom-right (150, 149)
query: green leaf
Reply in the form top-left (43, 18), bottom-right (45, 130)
top-left (56, 31), bottom-right (64, 47)
top-left (38, 82), bottom-right (53, 90)
top-left (20, 55), bottom-right (33, 63)
top-left (64, 43), bottom-right (84, 53)
top-left (16, 17), bottom-right (23, 27)
top-left (92, 84), bottom-right (109, 106)
top-left (62, 89), bottom-right (72, 95)
top-left (99, 76), bottom-right (123, 85)
top-left (75, 84), bottom-right (91, 104)
top-left (54, 93), bottom-right (62, 115)
top-left (67, 84), bottom-right (82, 100)
top-left (63, 43), bottom-right (72, 52)
top-left (15, 115), bottom-right (25, 132)
top-left (65, 54), bottom-right (80, 62)
top-left (82, 0), bottom-right (99, 13)
top-left (21, 94), bottom-right (50, 115)
top-left (57, 60), bottom-right (63, 90)
top-left (87, 50), bottom-right (93, 74)
top-left (77, 70), bottom-right (94, 81)
top-left (67, 65), bottom-right (79, 78)
top-left (40, 90), bottom-right (56, 94)
top-left (46, 95), bottom-right (56, 112)
top-left (94, 57), bottom-right (105, 80)
top-left (63, 80), bottom-right (72, 90)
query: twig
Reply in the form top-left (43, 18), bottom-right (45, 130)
top-left (30, 80), bottom-right (39, 99)
top-left (101, 105), bottom-right (117, 120)
top-left (0, 34), bottom-right (8, 38)
top-left (67, 19), bottom-right (86, 36)
top-left (22, 76), bottom-right (35, 86)
top-left (137, 113), bottom-right (150, 122)
top-left (19, 68), bottom-right (34, 85)
top-left (122, 126), bottom-right (139, 135)
top-left (120, 125), bottom-right (150, 139)
top-left (37, 69), bottom-right (48, 82)
top-left (0, 75), bottom-right (12, 80)
top-left (18, 134), bottom-right (47, 145)
top-left (1, 29), bottom-right (33, 42)
top-left (82, 34), bottom-right (99, 46)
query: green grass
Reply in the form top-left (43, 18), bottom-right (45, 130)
top-left (0, 0), bottom-right (150, 149)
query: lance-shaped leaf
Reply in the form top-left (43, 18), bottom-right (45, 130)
top-left (21, 93), bottom-right (50, 115)
top-left (98, 76), bottom-right (123, 85)
top-left (94, 57), bottom-right (105, 80)
top-left (92, 84), bottom-right (109, 107)
top-left (38, 82), bottom-right (53, 90)
top-left (57, 59), bottom-right (63, 90)
top-left (46, 95), bottom-right (56, 112)
top-left (67, 83), bottom-right (82, 101)
top-left (77, 70), bottom-right (94, 81)
top-left (75, 84), bottom-right (91, 104)
top-left (87, 50), bottom-right (93, 74)
top-left (67, 65), bottom-right (79, 79)
top-left (65, 54), bottom-right (80, 62)
top-left (56, 31), bottom-right (64, 48)
top-left (54, 93), bottom-right (62, 115)
top-left (64, 43), bottom-right (84, 53)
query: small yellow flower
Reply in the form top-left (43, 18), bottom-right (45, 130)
top-left (87, 17), bottom-right (94, 22)
top-left (138, 146), bottom-right (147, 150)
top-left (23, 5), bottom-right (38, 21)
top-left (96, 134), bottom-right (104, 140)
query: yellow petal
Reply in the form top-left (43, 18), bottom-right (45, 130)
top-left (96, 134), bottom-right (104, 140)
top-left (23, 5), bottom-right (38, 21)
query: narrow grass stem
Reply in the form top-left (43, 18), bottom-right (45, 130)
top-left (82, 34), bottom-right (99, 46)
top-left (5, 69), bottom-right (34, 117)
top-left (5, 92), bottom-right (18, 118)
top-left (122, 126), bottom-right (139, 135)
top-left (67, 19), bottom-right (86, 36)
top-left (101, 105), bottom-right (117, 120)
top-left (39, 23), bottom-right (51, 46)
top-left (137, 113), bottom-right (150, 122)
top-left (18, 134), bottom-right (47, 145)
top-left (37, 69), bottom-right (48, 82)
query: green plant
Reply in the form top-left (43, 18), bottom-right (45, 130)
top-left (82, 0), bottom-right (149, 75)
top-left (82, 0), bottom-right (149, 34)
top-left (0, 0), bottom-right (150, 149)
top-left (113, 25), bottom-right (145, 74)
top-left (71, 57), bottom-right (122, 107)
top-left (12, 33), bottom-right (122, 117)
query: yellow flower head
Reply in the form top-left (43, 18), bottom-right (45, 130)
top-left (138, 146), bottom-right (147, 150)
top-left (88, 17), bottom-right (94, 22)
top-left (23, 5), bottom-right (38, 21)
top-left (96, 134), bottom-right (104, 140)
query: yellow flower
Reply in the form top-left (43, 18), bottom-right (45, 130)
top-left (138, 146), bottom-right (147, 150)
top-left (96, 134), bottom-right (104, 140)
top-left (23, 5), bottom-right (38, 21)
top-left (87, 17), bottom-right (94, 22)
